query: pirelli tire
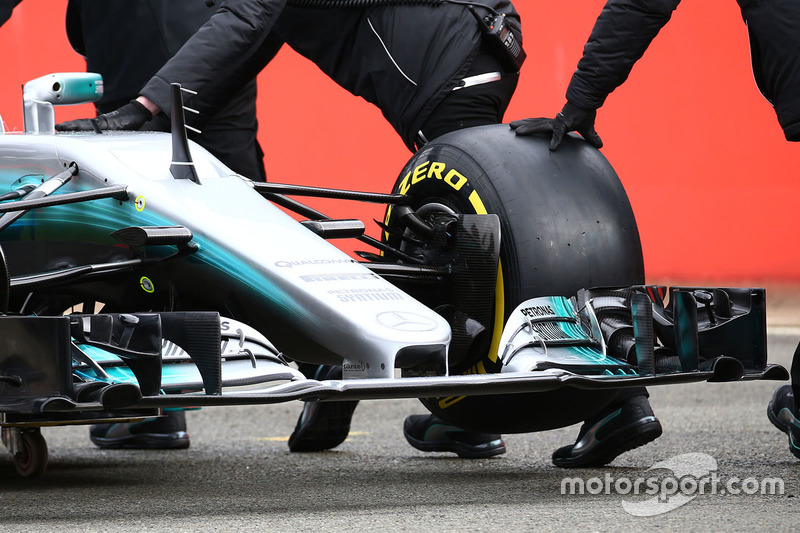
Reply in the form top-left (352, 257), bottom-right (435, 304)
top-left (384, 124), bottom-right (645, 433)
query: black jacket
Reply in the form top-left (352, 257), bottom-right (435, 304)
top-left (65, 0), bottom-right (265, 180)
top-left (0, 0), bottom-right (21, 25)
top-left (65, 0), bottom-right (219, 112)
top-left (140, 0), bottom-right (522, 151)
top-left (565, 0), bottom-right (800, 142)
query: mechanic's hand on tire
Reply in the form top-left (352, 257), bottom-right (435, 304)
top-left (55, 100), bottom-right (152, 132)
top-left (510, 101), bottom-right (603, 151)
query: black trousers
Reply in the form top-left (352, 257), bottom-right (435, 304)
top-left (416, 49), bottom-right (519, 149)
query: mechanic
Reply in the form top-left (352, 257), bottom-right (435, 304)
top-left (2, 0), bottom-right (267, 450)
top-left (509, 0), bottom-right (800, 461)
top-left (58, 0), bottom-right (523, 153)
top-left (57, 0), bottom-right (663, 468)
top-left (510, 0), bottom-right (800, 150)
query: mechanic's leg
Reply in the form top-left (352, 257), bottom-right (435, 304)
top-left (394, 49), bottom-right (520, 460)
top-left (551, 386), bottom-right (662, 468)
top-left (288, 361), bottom-right (507, 457)
top-left (402, 413), bottom-right (507, 459)
top-left (85, 311), bottom-right (191, 450)
top-left (414, 49), bottom-right (519, 150)
top-left (766, 342), bottom-right (800, 459)
top-left (288, 363), bottom-right (360, 452)
top-left (90, 408), bottom-right (190, 450)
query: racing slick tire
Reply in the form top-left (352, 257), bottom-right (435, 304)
top-left (383, 124), bottom-right (645, 433)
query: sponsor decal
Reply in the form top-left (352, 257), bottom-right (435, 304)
top-left (329, 288), bottom-right (405, 303)
top-left (376, 311), bottom-right (438, 332)
top-left (275, 259), bottom-right (356, 268)
top-left (519, 305), bottom-right (556, 318)
top-left (299, 272), bottom-right (378, 282)
top-left (397, 160), bottom-right (468, 195)
top-left (343, 361), bottom-right (366, 373)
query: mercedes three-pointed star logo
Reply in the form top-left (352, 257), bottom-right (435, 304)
top-left (376, 311), bottom-right (438, 332)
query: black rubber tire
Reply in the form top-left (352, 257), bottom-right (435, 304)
top-left (14, 430), bottom-right (49, 478)
top-left (384, 125), bottom-right (645, 433)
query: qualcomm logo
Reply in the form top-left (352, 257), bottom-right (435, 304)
top-left (376, 311), bottom-right (438, 332)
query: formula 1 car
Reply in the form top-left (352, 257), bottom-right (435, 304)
top-left (0, 73), bottom-right (788, 476)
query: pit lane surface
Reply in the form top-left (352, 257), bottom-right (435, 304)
top-left (2, 330), bottom-right (798, 531)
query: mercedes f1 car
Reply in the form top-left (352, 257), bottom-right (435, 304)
top-left (0, 73), bottom-right (788, 476)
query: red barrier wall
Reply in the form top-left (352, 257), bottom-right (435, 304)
top-left (1, 1), bottom-right (797, 283)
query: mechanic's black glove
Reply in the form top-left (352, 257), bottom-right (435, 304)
top-left (510, 101), bottom-right (603, 151)
top-left (55, 99), bottom-right (153, 132)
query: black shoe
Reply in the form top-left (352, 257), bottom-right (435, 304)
top-left (403, 414), bottom-right (506, 459)
top-left (766, 384), bottom-right (800, 460)
top-left (90, 410), bottom-right (190, 449)
top-left (288, 365), bottom-right (359, 452)
top-left (552, 395), bottom-right (662, 468)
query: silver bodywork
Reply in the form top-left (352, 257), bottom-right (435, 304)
top-left (0, 132), bottom-right (451, 379)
